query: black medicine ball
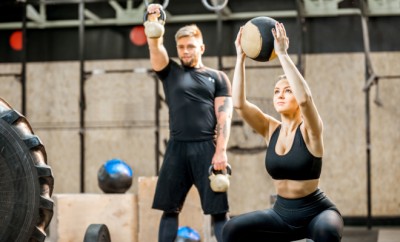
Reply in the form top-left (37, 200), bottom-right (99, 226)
top-left (240, 16), bottom-right (277, 62)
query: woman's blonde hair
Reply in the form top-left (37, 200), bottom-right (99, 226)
top-left (175, 24), bottom-right (203, 42)
top-left (277, 74), bottom-right (287, 82)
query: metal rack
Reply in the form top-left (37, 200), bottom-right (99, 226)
top-left (0, 0), bottom-right (399, 30)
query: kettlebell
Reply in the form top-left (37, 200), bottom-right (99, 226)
top-left (143, 7), bottom-right (166, 38)
top-left (208, 164), bottom-right (232, 193)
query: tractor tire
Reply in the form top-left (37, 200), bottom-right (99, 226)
top-left (0, 97), bottom-right (54, 242)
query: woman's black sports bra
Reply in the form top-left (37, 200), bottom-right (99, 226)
top-left (265, 124), bottom-right (322, 180)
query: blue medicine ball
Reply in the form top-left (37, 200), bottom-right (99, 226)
top-left (97, 159), bottom-right (133, 193)
top-left (175, 226), bottom-right (200, 242)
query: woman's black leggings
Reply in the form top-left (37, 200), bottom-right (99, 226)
top-left (222, 189), bottom-right (343, 242)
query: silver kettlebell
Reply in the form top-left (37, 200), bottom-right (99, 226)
top-left (209, 164), bottom-right (232, 193)
top-left (143, 7), bottom-right (166, 38)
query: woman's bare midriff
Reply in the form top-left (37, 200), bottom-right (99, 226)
top-left (274, 179), bottom-right (319, 199)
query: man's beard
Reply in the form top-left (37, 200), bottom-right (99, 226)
top-left (180, 57), bottom-right (194, 67)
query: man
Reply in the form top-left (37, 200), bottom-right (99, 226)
top-left (144, 4), bottom-right (233, 242)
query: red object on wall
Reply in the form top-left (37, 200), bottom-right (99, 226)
top-left (130, 26), bottom-right (147, 46)
top-left (10, 31), bottom-right (23, 51)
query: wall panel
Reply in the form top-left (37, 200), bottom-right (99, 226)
top-left (0, 53), bottom-right (399, 216)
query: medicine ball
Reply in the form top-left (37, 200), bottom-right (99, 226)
top-left (240, 16), bottom-right (277, 62)
top-left (98, 158), bottom-right (133, 193)
top-left (175, 226), bottom-right (200, 242)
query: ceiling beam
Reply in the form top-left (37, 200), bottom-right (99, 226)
top-left (0, 0), bottom-right (399, 30)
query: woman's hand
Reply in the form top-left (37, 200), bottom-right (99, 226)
top-left (235, 27), bottom-right (246, 59)
top-left (272, 22), bottom-right (289, 56)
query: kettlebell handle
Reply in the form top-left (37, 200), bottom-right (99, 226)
top-left (208, 164), bottom-right (232, 176)
top-left (143, 7), bottom-right (166, 24)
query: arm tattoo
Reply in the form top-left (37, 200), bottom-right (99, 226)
top-left (217, 98), bottom-right (232, 113)
top-left (216, 123), bottom-right (223, 138)
top-left (216, 98), bottom-right (232, 139)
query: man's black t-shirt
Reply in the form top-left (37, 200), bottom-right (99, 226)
top-left (156, 59), bottom-right (231, 141)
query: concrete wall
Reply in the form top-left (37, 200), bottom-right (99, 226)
top-left (0, 52), bottom-right (399, 217)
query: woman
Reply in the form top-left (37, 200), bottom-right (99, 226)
top-left (222, 22), bottom-right (344, 242)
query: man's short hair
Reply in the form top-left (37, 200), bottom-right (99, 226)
top-left (175, 24), bottom-right (203, 42)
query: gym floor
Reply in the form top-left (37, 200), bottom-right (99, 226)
top-left (343, 227), bottom-right (400, 242)
top-left (294, 226), bottom-right (400, 242)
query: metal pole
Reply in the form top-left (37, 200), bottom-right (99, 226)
top-left (295, 0), bottom-right (306, 75)
top-left (360, 11), bottom-right (372, 229)
top-left (154, 73), bottom-right (161, 175)
top-left (21, 1), bottom-right (28, 115)
top-left (216, 11), bottom-right (223, 70)
top-left (79, 0), bottom-right (86, 193)
top-left (365, 68), bottom-right (372, 230)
